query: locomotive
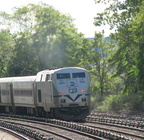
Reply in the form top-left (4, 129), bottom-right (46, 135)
top-left (0, 67), bottom-right (90, 120)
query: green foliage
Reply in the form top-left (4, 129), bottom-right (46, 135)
top-left (0, 3), bottom-right (82, 76)
top-left (111, 1), bottom-right (144, 93)
top-left (94, 0), bottom-right (143, 30)
top-left (128, 2), bottom-right (144, 91)
top-left (94, 0), bottom-right (144, 112)
top-left (97, 95), bottom-right (121, 111)
top-left (70, 32), bottom-right (120, 101)
top-left (6, 31), bottom-right (39, 76)
top-left (54, 26), bottom-right (84, 67)
top-left (0, 30), bottom-right (14, 77)
top-left (90, 33), bottom-right (119, 98)
top-left (95, 0), bottom-right (144, 93)
top-left (97, 93), bottom-right (144, 112)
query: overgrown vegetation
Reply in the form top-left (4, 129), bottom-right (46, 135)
top-left (0, 1), bottom-right (143, 112)
top-left (93, 0), bottom-right (144, 112)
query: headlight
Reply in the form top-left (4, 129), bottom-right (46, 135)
top-left (69, 88), bottom-right (77, 93)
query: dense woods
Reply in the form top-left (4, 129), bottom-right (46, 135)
top-left (0, 1), bottom-right (143, 112)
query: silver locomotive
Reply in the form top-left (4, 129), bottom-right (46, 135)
top-left (0, 67), bottom-right (90, 120)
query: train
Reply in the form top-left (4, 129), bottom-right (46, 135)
top-left (0, 67), bottom-right (90, 121)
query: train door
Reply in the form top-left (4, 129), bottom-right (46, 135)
top-left (10, 83), bottom-right (15, 113)
top-left (38, 89), bottom-right (42, 102)
top-left (0, 85), bottom-right (1, 103)
top-left (36, 74), bottom-right (53, 112)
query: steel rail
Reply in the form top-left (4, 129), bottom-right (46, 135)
top-left (0, 126), bottom-right (30, 140)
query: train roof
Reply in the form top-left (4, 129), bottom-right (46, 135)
top-left (37, 67), bottom-right (86, 75)
top-left (0, 67), bottom-right (87, 83)
top-left (0, 76), bottom-right (36, 83)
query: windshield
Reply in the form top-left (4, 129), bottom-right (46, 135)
top-left (72, 72), bottom-right (85, 78)
top-left (57, 73), bottom-right (70, 79)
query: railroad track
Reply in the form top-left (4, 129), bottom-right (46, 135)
top-left (83, 121), bottom-right (144, 140)
top-left (0, 119), bottom-right (73, 140)
top-left (0, 116), bottom-right (101, 140)
top-left (0, 126), bottom-right (30, 140)
top-left (0, 113), bottom-right (144, 140)
top-left (85, 111), bottom-right (144, 140)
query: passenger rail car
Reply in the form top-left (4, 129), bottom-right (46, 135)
top-left (0, 67), bottom-right (90, 120)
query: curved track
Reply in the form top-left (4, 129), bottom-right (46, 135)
top-left (0, 116), bottom-right (97, 140)
top-left (0, 112), bottom-right (144, 140)
top-left (0, 126), bottom-right (30, 140)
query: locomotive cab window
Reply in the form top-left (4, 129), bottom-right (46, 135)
top-left (46, 74), bottom-right (51, 81)
top-left (72, 72), bottom-right (85, 78)
top-left (57, 73), bottom-right (70, 79)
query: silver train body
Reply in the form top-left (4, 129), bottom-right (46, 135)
top-left (0, 67), bottom-right (90, 120)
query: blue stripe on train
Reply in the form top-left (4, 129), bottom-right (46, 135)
top-left (64, 94), bottom-right (82, 102)
top-left (53, 94), bottom-right (90, 102)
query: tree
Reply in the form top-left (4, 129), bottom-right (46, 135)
top-left (6, 31), bottom-right (39, 76)
top-left (94, 0), bottom-right (143, 93)
top-left (71, 33), bottom-right (118, 99)
top-left (91, 34), bottom-right (119, 99)
top-left (129, 2), bottom-right (144, 91)
top-left (0, 3), bottom-right (83, 76)
top-left (94, 0), bottom-right (142, 30)
top-left (0, 29), bottom-right (14, 77)
top-left (31, 3), bottom-right (75, 69)
top-left (94, 0), bottom-right (144, 111)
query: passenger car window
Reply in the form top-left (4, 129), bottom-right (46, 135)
top-left (72, 72), bottom-right (85, 78)
top-left (57, 73), bottom-right (70, 79)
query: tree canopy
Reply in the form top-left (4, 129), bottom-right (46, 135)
top-left (0, 3), bottom-right (84, 76)
top-left (94, 0), bottom-right (144, 92)
top-left (94, 0), bottom-right (144, 111)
